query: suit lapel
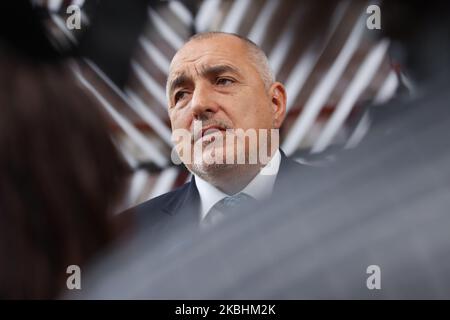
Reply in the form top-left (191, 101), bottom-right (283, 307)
top-left (161, 150), bottom-right (301, 217)
top-left (274, 149), bottom-right (304, 190)
top-left (162, 176), bottom-right (200, 219)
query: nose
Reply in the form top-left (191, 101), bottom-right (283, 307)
top-left (190, 83), bottom-right (219, 120)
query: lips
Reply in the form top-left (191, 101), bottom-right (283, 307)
top-left (201, 125), bottom-right (226, 138)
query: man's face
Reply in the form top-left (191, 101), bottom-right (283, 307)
top-left (167, 35), bottom-right (285, 176)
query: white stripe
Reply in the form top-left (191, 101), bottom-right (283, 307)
top-left (344, 112), bottom-right (371, 150)
top-left (126, 89), bottom-right (173, 146)
top-left (84, 60), bottom-right (172, 146)
top-left (285, 0), bottom-right (351, 112)
top-left (48, 0), bottom-right (63, 12)
top-left (127, 169), bottom-right (151, 208)
top-left (169, 1), bottom-right (193, 26)
top-left (374, 70), bottom-right (399, 104)
top-left (344, 70), bottom-right (399, 151)
top-left (139, 37), bottom-right (171, 75)
top-left (282, 13), bottom-right (367, 155)
top-left (184, 172), bottom-right (193, 184)
top-left (148, 7), bottom-right (184, 49)
top-left (72, 65), bottom-right (168, 168)
top-left (72, 0), bottom-right (85, 7)
top-left (195, 0), bottom-right (221, 32)
top-left (247, 0), bottom-right (279, 46)
top-left (311, 40), bottom-right (390, 153)
top-left (220, 0), bottom-right (253, 33)
top-left (149, 167), bottom-right (179, 199)
top-left (269, 6), bottom-right (304, 76)
top-left (115, 140), bottom-right (138, 168)
top-left (285, 46), bottom-right (318, 111)
top-left (131, 61), bottom-right (167, 109)
top-left (400, 72), bottom-right (416, 96)
top-left (50, 14), bottom-right (77, 44)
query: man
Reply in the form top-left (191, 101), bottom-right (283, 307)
top-left (133, 32), bottom-right (302, 229)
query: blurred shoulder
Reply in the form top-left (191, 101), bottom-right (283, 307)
top-left (127, 182), bottom-right (192, 216)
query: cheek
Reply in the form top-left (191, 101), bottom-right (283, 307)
top-left (244, 100), bottom-right (274, 128)
top-left (169, 110), bottom-right (191, 130)
top-left (225, 95), bottom-right (259, 125)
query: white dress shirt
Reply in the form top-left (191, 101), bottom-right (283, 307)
top-left (195, 149), bottom-right (282, 221)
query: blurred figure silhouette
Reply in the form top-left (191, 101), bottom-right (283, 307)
top-left (0, 3), bottom-right (131, 299)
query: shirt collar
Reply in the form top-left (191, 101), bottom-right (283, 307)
top-left (195, 149), bottom-right (282, 220)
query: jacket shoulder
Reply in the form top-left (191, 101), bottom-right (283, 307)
top-left (131, 182), bottom-right (191, 215)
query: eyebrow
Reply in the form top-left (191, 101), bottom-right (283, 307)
top-left (201, 64), bottom-right (240, 78)
top-left (167, 64), bottom-right (241, 97)
top-left (167, 74), bottom-right (190, 98)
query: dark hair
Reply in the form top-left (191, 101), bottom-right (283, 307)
top-left (0, 53), bottom-right (131, 299)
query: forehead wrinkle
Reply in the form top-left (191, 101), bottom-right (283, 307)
top-left (167, 62), bottom-right (241, 97)
top-left (168, 72), bottom-right (191, 96)
top-left (166, 41), bottom-right (248, 97)
top-left (199, 64), bottom-right (241, 78)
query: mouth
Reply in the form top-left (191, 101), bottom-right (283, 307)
top-left (201, 125), bottom-right (226, 138)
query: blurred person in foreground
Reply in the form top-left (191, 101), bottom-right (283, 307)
top-left (0, 3), bottom-right (130, 299)
top-left (76, 0), bottom-right (450, 299)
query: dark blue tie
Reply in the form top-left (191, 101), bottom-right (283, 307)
top-left (202, 193), bottom-right (255, 227)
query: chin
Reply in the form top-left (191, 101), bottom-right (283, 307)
top-left (190, 158), bottom-right (237, 181)
top-left (189, 143), bottom-right (249, 176)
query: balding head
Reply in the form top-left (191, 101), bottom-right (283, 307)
top-left (167, 32), bottom-right (274, 97)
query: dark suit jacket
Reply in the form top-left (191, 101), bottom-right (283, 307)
top-left (129, 150), bottom-right (305, 248)
top-left (69, 151), bottom-right (306, 299)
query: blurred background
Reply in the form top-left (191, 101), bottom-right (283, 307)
top-left (28, 0), bottom-right (405, 208)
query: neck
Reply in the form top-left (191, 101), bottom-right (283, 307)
top-left (195, 148), bottom-right (279, 195)
top-left (208, 164), bottom-right (262, 195)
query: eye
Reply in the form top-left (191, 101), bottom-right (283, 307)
top-left (174, 91), bottom-right (188, 103)
top-left (215, 77), bottom-right (234, 86)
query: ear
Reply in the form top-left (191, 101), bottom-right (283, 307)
top-left (269, 82), bottom-right (287, 129)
